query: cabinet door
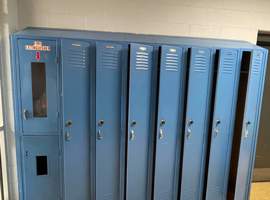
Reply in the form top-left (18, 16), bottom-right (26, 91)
top-left (126, 43), bottom-right (155, 200)
top-left (206, 49), bottom-right (241, 200)
top-left (153, 46), bottom-right (186, 200)
top-left (62, 39), bottom-right (91, 200)
top-left (234, 50), bottom-right (267, 200)
top-left (180, 47), bottom-right (214, 200)
top-left (18, 39), bottom-right (58, 133)
top-left (23, 136), bottom-right (60, 200)
top-left (96, 42), bottom-right (127, 200)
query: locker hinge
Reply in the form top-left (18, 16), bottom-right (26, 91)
top-left (56, 56), bottom-right (60, 64)
top-left (59, 148), bottom-right (62, 156)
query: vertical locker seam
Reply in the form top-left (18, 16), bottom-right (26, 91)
top-left (151, 45), bottom-right (161, 200)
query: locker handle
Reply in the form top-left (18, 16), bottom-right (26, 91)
top-left (244, 121), bottom-right (251, 138)
top-left (214, 120), bottom-right (221, 136)
top-left (130, 130), bottom-right (135, 141)
top-left (23, 109), bottom-right (30, 120)
top-left (65, 131), bottom-right (71, 141)
top-left (159, 129), bottom-right (164, 140)
top-left (186, 119), bottom-right (194, 139)
top-left (159, 119), bottom-right (166, 139)
top-left (97, 130), bottom-right (103, 140)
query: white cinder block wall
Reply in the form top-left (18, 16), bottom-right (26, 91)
top-left (1, 0), bottom-right (270, 199)
top-left (18, 0), bottom-right (270, 43)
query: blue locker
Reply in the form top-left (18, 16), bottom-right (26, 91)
top-left (22, 136), bottom-right (60, 200)
top-left (205, 49), bottom-right (241, 200)
top-left (153, 45), bottom-right (185, 200)
top-left (62, 39), bottom-right (91, 200)
top-left (18, 39), bottom-right (58, 134)
top-left (180, 47), bottom-right (214, 200)
top-left (11, 28), bottom-right (268, 200)
top-left (95, 42), bottom-right (127, 200)
top-left (234, 50), bottom-right (267, 200)
top-left (126, 43), bottom-right (155, 200)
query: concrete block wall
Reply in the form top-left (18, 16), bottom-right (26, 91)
top-left (18, 0), bottom-right (270, 43)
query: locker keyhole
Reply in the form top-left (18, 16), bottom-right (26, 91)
top-left (98, 120), bottom-right (104, 127)
top-left (131, 121), bottom-right (137, 127)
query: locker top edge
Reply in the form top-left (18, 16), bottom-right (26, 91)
top-left (11, 27), bottom-right (265, 50)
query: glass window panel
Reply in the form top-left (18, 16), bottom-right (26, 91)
top-left (31, 62), bottom-right (48, 117)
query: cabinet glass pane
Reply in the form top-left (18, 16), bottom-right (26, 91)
top-left (31, 62), bottom-right (47, 117)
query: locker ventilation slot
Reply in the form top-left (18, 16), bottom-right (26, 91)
top-left (165, 53), bottom-right (179, 71)
top-left (36, 156), bottom-right (48, 176)
top-left (136, 51), bottom-right (149, 70)
top-left (67, 48), bottom-right (87, 68)
top-left (194, 54), bottom-right (207, 72)
top-left (101, 49), bottom-right (120, 70)
top-left (252, 53), bottom-right (262, 74)
top-left (222, 52), bottom-right (236, 74)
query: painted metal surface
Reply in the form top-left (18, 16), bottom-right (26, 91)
top-left (62, 39), bottom-right (91, 200)
top-left (95, 42), bottom-right (126, 200)
top-left (180, 47), bottom-right (214, 200)
top-left (126, 43), bottom-right (155, 200)
top-left (22, 136), bottom-right (60, 200)
top-left (153, 45), bottom-right (185, 200)
top-left (18, 39), bottom-right (58, 134)
top-left (234, 50), bottom-right (267, 200)
top-left (10, 29), bottom-right (268, 200)
top-left (206, 49), bottom-right (241, 200)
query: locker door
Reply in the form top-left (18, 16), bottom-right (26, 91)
top-left (234, 50), bottom-right (267, 200)
top-left (205, 49), bottom-right (241, 200)
top-left (96, 42), bottom-right (127, 200)
top-left (62, 40), bottom-right (91, 200)
top-left (153, 46), bottom-right (185, 200)
top-left (126, 43), bottom-right (154, 200)
top-left (23, 136), bottom-right (60, 200)
top-left (18, 39), bottom-right (58, 133)
top-left (180, 47), bottom-right (214, 200)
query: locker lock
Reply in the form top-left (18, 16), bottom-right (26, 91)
top-left (65, 120), bottom-right (73, 127)
top-left (131, 121), bottom-right (137, 127)
top-left (160, 120), bottom-right (166, 126)
top-left (98, 120), bottom-right (104, 127)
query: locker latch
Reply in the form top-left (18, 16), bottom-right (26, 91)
top-left (97, 120), bottom-right (104, 140)
top-left (244, 121), bottom-right (251, 138)
top-left (186, 119), bottom-right (194, 139)
top-left (23, 109), bottom-right (31, 120)
top-left (65, 120), bottom-right (73, 141)
top-left (159, 120), bottom-right (166, 139)
top-left (129, 120), bottom-right (137, 141)
top-left (214, 119), bottom-right (221, 137)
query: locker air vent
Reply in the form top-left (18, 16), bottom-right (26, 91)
top-left (165, 52), bottom-right (179, 71)
top-left (67, 47), bottom-right (87, 68)
top-left (252, 52), bottom-right (262, 74)
top-left (194, 53), bottom-right (207, 72)
top-left (101, 47), bottom-right (120, 70)
top-left (221, 51), bottom-right (237, 74)
top-left (136, 51), bottom-right (149, 70)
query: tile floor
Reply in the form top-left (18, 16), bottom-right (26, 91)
top-left (250, 182), bottom-right (270, 200)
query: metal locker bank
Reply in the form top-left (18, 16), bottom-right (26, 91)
top-left (10, 27), bottom-right (268, 200)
